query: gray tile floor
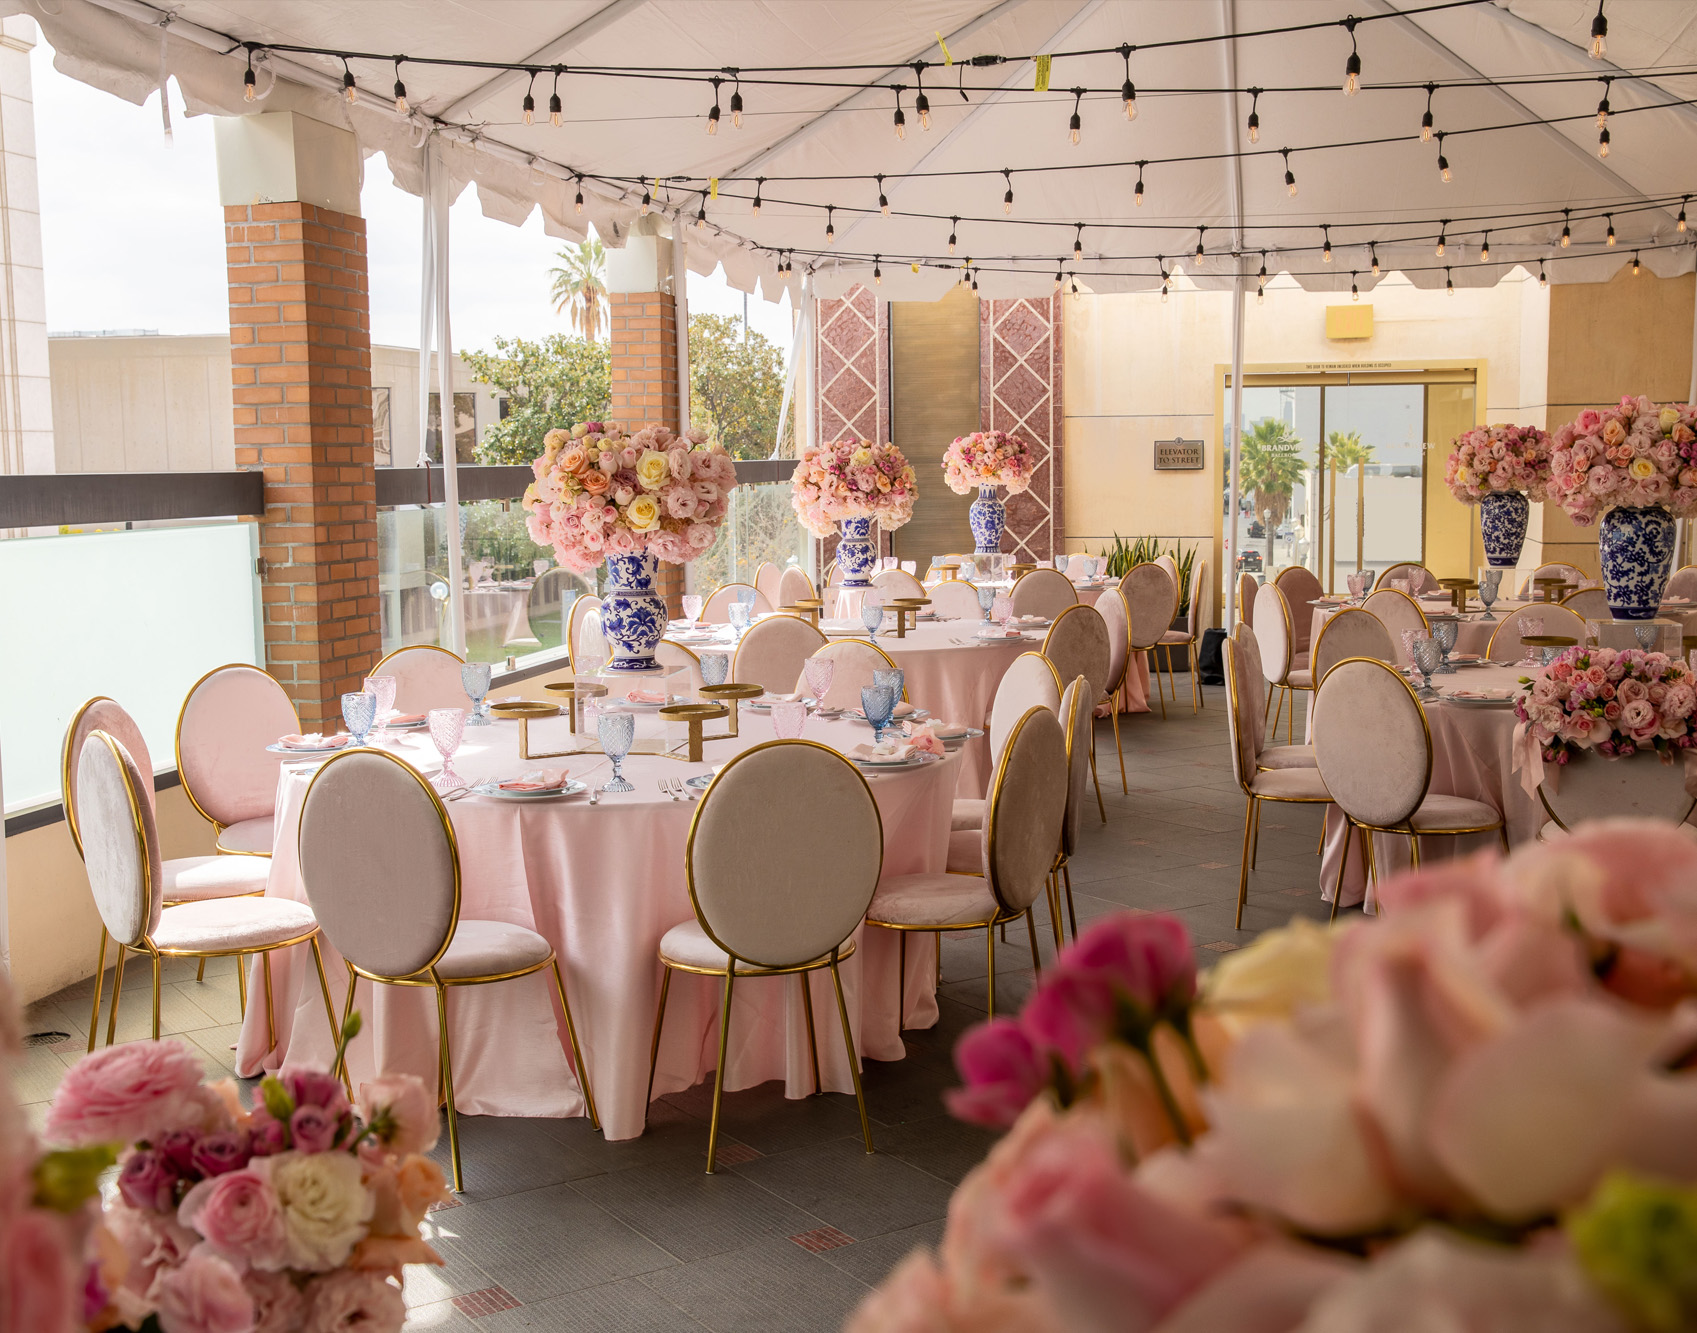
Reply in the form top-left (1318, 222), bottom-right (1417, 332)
top-left (17, 679), bottom-right (1342, 1331)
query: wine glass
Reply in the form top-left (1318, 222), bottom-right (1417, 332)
top-left (803, 655), bottom-right (835, 707)
top-left (1399, 628), bottom-right (1422, 670)
top-left (428, 707), bottom-right (466, 791)
top-left (992, 592), bottom-right (1013, 629)
top-left (1519, 617), bottom-right (1544, 667)
top-left (728, 601), bottom-right (752, 638)
top-left (680, 593), bottom-right (703, 624)
top-left (1634, 624), bottom-right (1659, 652)
top-left (860, 684), bottom-right (897, 743)
top-left (975, 583), bottom-right (997, 623)
top-left (1432, 618), bottom-right (1459, 674)
top-left (1478, 569), bottom-right (1502, 621)
top-left (341, 691), bottom-right (377, 746)
top-left (577, 651), bottom-right (606, 678)
top-left (597, 711), bottom-right (636, 793)
top-left (700, 651), bottom-right (730, 687)
top-left (771, 700), bottom-right (808, 740)
top-left (1411, 638), bottom-right (1442, 699)
top-left (860, 598), bottom-right (885, 640)
top-left (364, 675), bottom-right (397, 737)
top-left (461, 662), bottom-right (493, 726)
top-left (873, 668), bottom-right (905, 705)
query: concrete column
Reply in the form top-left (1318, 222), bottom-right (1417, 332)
top-left (0, 17), bottom-right (53, 477)
top-left (215, 112), bottom-right (377, 727)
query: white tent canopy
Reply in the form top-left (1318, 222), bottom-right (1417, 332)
top-left (16, 0), bottom-right (1697, 299)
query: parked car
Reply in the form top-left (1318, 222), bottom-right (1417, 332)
top-left (1236, 549), bottom-right (1264, 573)
top-left (1246, 520), bottom-right (1266, 539)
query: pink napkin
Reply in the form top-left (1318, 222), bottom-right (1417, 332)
top-left (498, 768), bottom-right (569, 792)
top-left (979, 628), bottom-right (1025, 639)
top-left (854, 701), bottom-right (917, 718)
top-left (388, 712), bottom-right (427, 726)
top-left (848, 742), bottom-right (915, 762)
top-left (278, 733), bottom-right (350, 751)
top-left (624, 688), bottom-right (669, 704)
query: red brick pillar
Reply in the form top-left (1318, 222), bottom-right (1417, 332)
top-left (608, 288), bottom-right (685, 615)
top-left (226, 201), bottom-right (378, 728)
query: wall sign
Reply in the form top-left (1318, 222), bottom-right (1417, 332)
top-left (1154, 438), bottom-right (1205, 471)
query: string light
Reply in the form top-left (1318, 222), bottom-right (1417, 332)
top-left (729, 73), bottom-right (743, 128)
top-left (1681, 198), bottom-right (1690, 233)
top-left (1632, 251), bottom-right (1641, 275)
top-left (947, 216), bottom-right (958, 253)
top-left (1436, 220), bottom-right (1446, 257)
top-left (876, 174), bottom-right (888, 215)
top-left (1539, 260), bottom-right (1549, 288)
top-left (1070, 273), bottom-right (1079, 296)
top-left (1321, 224), bottom-right (1332, 263)
top-left (392, 58), bottom-right (407, 114)
top-left (1590, 0), bottom-right (1608, 59)
top-left (1119, 44), bottom-right (1137, 121)
top-left (1599, 125), bottom-right (1610, 157)
top-left (1195, 226), bottom-right (1206, 266)
top-left (573, 175), bottom-right (584, 214)
top-left (1561, 208), bottom-right (1572, 247)
top-left (706, 76), bottom-right (721, 134)
top-left (893, 86), bottom-right (906, 140)
top-left (522, 70), bottom-right (537, 124)
top-left (1446, 267), bottom-right (1455, 295)
top-left (1597, 77), bottom-right (1612, 127)
top-left (1282, 149), bottom-right (1297, 197)
top-left (826, 207), bottom-right (836, 244)
top-left (1420, 82), bottom-right (1435, 141)
top-left (1159, 256), bottom-right (1169, 302)
top-left (1134, 162), bottom-right (1146, 207)
top-left (639, 177), bottom-right (651, 214)
top-left (873, 255), bottom-right (882, 286)
top-left (1436, 131), bottom-right (1452, 182)
top-left (1257, 253), bottom-right (1268, 304)
top-left (752, 177), bottom-right (764, 216)
top-left (1068, 88), bottom-right (1084, 146)
top-left (1054, 264), bottom-right (1064, 291)
top-left (1246, 88), bottom-right (1261, 144)
top-left (549, 67), bottom-right (562, 127)
top-left (1342, 16), bottom-right (1361, 96)
top-left (341, 57), bottom-right (357, 104)
top-left (1002, 168), bottom-right (1014, 215)
top-left (1479, 231), bottom-right (1490, 262)
top-left (1607, 213), bottom-right (1616, 245)
top-left (243, 47), bottom-right (257, 101)
top-left (1351, 272), bottom-right (1360, 300)
top-left (1074, 223), bottom-right (1084, 260)
top-left (695, 192), bottom-right (707, 228)
top-left (913, 63), bottom-right (931, 130)
top-left (1371, 244), bottom-right (1381, 276)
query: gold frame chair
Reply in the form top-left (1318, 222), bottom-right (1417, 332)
top-left (174, 662), bottom-right (299, 857)
top-left (646, 739), bottom-right (879, 1174)
top-left (1121, 561), bottom-right (1181, 722)
top-left (1159, 558), bottom-right (1208, 714)
top-left (1041, 604), bottom-right (1111, 821)
top-left (305, 748), bottom-right (598, 1192)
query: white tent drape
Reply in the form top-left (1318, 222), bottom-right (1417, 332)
top-left (417, 136), bottom-right (465, 656)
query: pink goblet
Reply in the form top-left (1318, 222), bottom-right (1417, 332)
top-left (771, 700), bottom-right (808, 740)
top-left (428, 707), bottom-right (467, 791)
top-left (681, 593), bottom-right (703, 624)
top-left (992, 592), bottom-right (1012, 627)
top-left (365, 675), bottom-right (397, 736)
top-left (803, 656), bottom-right (835, 707)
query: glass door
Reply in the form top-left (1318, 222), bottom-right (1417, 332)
top-left (1320, 381), bottom-right (1426, 592)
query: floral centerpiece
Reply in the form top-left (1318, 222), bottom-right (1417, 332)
top-left (941, 431), bottom-right (1033, 555)
top-left (1513, 644), bottom-right (1697, 763)
top-left (523, 421), bottom-right (738, 670)
top-left (850, 821), bottom-right (1697, 1333)
top-left (1443, 423), bottom-right (1552, 568)
top-left (1547, 397), bottom-right (1697, 618)
top-left (789, 439), bottom-right (917, 587)
top-left (33, 1022), bottom-right (447, 1333)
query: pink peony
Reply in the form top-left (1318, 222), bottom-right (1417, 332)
top-left (289, 1105), bottom-right (340, 1155)
top-left (302, 1269), bottom-right (406, 1333)
top-left (1021, 970), bottom-right (1116, 1075)
top-left (245, 1271), bottom-right (306, 1333)
top-left (944, 1019), bottom-right (1046, 1129)
top-left (356, 1077), bottom-right (439, 1156)
top-left (0, 1209), bottom-right (78, 1333)
top-left (46, 1039), bottom-right (211, 1147)
top-left (151, 1250), bottom-right (254, 1333)
top-left (281, 1068), bottom-right (349, 1118)
top-left (118, 1148), bottom-right (179, 1213)
top-left (179, 1168), bottom-right (289, 1270)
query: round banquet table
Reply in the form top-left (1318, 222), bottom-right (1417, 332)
top-left (235, 711), bottom-right (960, 1141)
top-left (1312, 595), bottom-right (1697, 662)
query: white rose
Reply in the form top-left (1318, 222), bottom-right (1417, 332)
top-left (635, 449), bottom-right (672, 491)
top-left (257, 1151), bottom-right (372, 1272)
top-left (625, 495), bottom-right (662, 532)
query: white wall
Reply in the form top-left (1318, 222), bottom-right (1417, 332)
top-left (0, 17), bottom-right (53, 476)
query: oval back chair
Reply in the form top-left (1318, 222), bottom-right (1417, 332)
top-left (566, 593), bottom-right (603, 668)
top-left (1539, 750), bottom-right (1697, 833)
top-left (1041, 604), bottom-right (1111, 822)
top-left (871, 568), bottom-right (927, 601)
top-left (1095, 587), bottom-right (1133, 792)
top-left (65, 698), bottom-right (156, 854)
top-left (927, 579), bottom-right (983, 621)
top-left (701, 582), bottom-right (773, 623)
top-left (1008, 568), bottom-right (1078, 619)
top-left (1238, 572), bottom-right (1259, 627)
top-left (1560, 587), bottom-right (1610, 623)
top-left (987, 652), bottom-right (1063, 768)
top-left (1374, 562), bottom-right (1437, 594)
top-left (1517, 562), bottom-right (1585, 598)
top-left (777, 565), bottom-right (818, 606)
top-left (754, 562), bottom-right (784, 611)
top-left (176, 664), bottom-right (299, 855)
top-left (1485, 603), bottom-right (1587, 663)
top-left (731, 615), bottom-right (827, 694)
top-left (372, 644), bottom-right (469, 715)
top-left (1665, 564), bottom-right (1697, 603)
top-left (795, 639), bottom-right (906, 710)
top-left (1120, 562), bottom-right (1179, 720)
top-left (1312, 607), bottom-right (1395, 683)
top-left (1362, 589), bottom-right (1431, 666)
top-left (1274, 566), bottom-right (1325, 655)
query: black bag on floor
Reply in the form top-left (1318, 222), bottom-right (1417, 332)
top-left (1198, 627), bottom-right (1226, 687)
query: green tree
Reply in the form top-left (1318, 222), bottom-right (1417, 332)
top-left (1240, 418), bottom-right (1305, 566)
top-left (549, 240), bottom-right (608, 342)
top-left (462, 334), bottom-right (610, 465)
top-left (689, 312), bottom-right (793, 460)
top-left (1326, 429), bottom-right (1376, 577)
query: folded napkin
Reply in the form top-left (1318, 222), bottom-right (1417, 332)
top-left (278, 733), bottom-right (350, 751)
top-left (848, 741), bottom-right (915, 762)
top-left (624, 688), bottom-right (669, 705)
top-left (498, 768), bottom-right (569, 792)
top-left (765, 692), bottom-right (803, 703)
top-left (977, 627), bottom-right (1026, 639)
top-left (388, 712), bottom-right (427, 726)
top-left (854, 701), bottom-right (918, 718)
top-left (926, 721), bottom-right (970, 738)
top-left (1014, 614), bottom-right (1048, 625)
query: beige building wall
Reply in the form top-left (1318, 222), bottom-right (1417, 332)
top-left (0, 16), bottom-right (53, 476)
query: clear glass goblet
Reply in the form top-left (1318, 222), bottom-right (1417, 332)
top-left (681, 593), bottom-right (703, 624)
top-left (700, 651), bottom-right (730, 687)
top-left (1400, 628), bottom-right (1421, 669)
top-left (975, 583), bottom-right (997, 622)
top-left (341, 691), bottom-right (377, 746)
top-left (1634, 624), bottom-right (1659, 652)
top-left (597, 711), bottom-right (636, 793)
top-left (1432, 617), bottom-right (1459, 674)
top-left (364, 675), bottom-right (397, 736)
top-left (1478, 570), bottom-right (1501, 621)
top-left (992, 592), bottom-right (1013, 628)
top-left (860, 599), bottom-right (884, 640)
top-left (428, 707), bottom-right (466, 790)
top-left (1411, 638), bottom-right (1442, 699)
top-left (771, 700), bottom-right (808, 740)
top-left (860, 684), bottom-right (897, 744)
top-left (873, 668), bottom-right (905, 704)
top-left (803, 655), bottom-right (834, 706)
top-left (461, 661), bottom-right (493, 725)
top-left (1519, 617), bottom-right (1544, 667)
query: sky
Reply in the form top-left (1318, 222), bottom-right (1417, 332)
top-left (29, 31), bottom-right (794, 353)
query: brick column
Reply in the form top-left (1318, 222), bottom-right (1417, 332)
top-left (608, 288), bottom-right (685, 615)
top-left (226, 201), bottom-right (378, 727)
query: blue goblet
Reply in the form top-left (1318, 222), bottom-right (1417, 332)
top-left (975, 582), bottom-right (997, 622)
top-left (341, 691), bottom-right (377, 746)
top-left (598, 710), bottom-right (636, 793)
top-left (860, 684), bottom-right (896, 743)
top-left (860, 600), bottom-right (884, 640)
top-left (872, 668), bottom-right (905, 704)
top-left (461, 661), bottom-right (493, 725)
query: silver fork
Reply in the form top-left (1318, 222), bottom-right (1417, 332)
top-left (587, 784), bottom-right (601, 806)
top-left (660, 777), bottom-right (681, 802)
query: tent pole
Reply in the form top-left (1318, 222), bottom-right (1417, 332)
top-left (1227, 271), bottom-right (1246, 626)
top-left (674, 229), bottom-right (690, 433)
top-left (418, 139), bottom-right (465, 657)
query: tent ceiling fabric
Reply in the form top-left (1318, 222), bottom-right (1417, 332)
top-left (12, 0), bottom-right (1697, 299)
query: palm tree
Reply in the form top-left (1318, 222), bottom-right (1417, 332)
top-left (1326, 430), bottom-right (1376, 579)
top-left (549, 240), bottom-right (608, 342)
top-left (1240, 418), bottom-right (1305, 566)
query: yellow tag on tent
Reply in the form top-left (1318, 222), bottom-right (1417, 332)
top-left (708, 178), bottom-right (719, 200)
top-left (937, 33), bottom-right (952, 65)
top-left (1034, 55), bottom-right (1051, 92)
top-left (911, 261), bottom-right (920, 272)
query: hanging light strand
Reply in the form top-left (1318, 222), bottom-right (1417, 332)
top-left (1134, 161), bottom-right (1146, 207)
top-left (1074, 222), bottom-right (1085, 260)
top-left (892, 85), bottom-right (906, 140)
top-left (1421, 81), bottom-right (1436, 141)
top-left (1437, 130), bottom-right (1452, 182)
top-left (1069, 87), bottom-right (1085, 145)
top-left (1342, 15), bottom-right (1361, 96)
top-left (1282, 148), bottom-right (1297, 197)
top-left (341, 56), bottom-right (357, 104)
top-left (243, 45), bottom-right (257, 101)
top-left (1321, 224), bottom-right (1332, 262)
top-left (912, 62), bottom-right (931, 130)
top-left (1246, 87), bottom-right (1261, 143)
top-left (1002, 167), bottom-right (1014, 214)
top-left (1119, 44), bottom-right (1137, 120)
top-left (1590, 0), bottom-right (1609, 59)
top-left (549, 66), bottom-right (563, 126)
top-left (729, 71), bottom-right (743, 127)
top-left (392, 57), bottom-right (407, 113)
top-left (705, 76), bottom-right (721, 133)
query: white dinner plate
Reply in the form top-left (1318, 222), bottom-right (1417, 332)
top-left (1440, 695), bottom-right (1516, 708)
top-left (851, 753), bottom-right (930, 769)
top-left (470, 779), bottom-right (589, 801)
top-left (685, 773), bottom-right (714, 791)
top-left (611, 694), bottom-right (682, 711)
top-left (266, 741), bottom-right (350, 757)
top-left (849, 708), bottom-right (930, 725)
top-left (384, 719), bottom-right (430, 731)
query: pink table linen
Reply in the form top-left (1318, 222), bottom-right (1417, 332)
top-left (236, 714), bottom-right (960, 1141)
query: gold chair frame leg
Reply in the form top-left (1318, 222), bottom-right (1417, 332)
top-left (1191, 641), bottom-right (1202, 712)
top-left (1062, 862), bottom-right (1077, 940)
top-left (829, 955), bottom-right (874, 1156)
top-left (197, 958), bottom-right (206, 983)
top-left (800, 973), bottom-right (821, 1096)
top-left (1150, 651), bottom-right (1167, 720)
top-left (1235, 797), bottom-right (1256, 930)
top-left (1024, 908), bottom-right (1042, 974)
top-left (705, 967), bottom-right (736, 1174)
top-left (985, 924), bottom-right (997, 1016)
top-left (644, 967), bottom-right (672, 1119)
top-left (87, 927), bottom-right (109, 1054)
top-left (105, 946), bottom-right (129, 1046)
top-left (1089, 745), bottom-right (1106, 822)
top-left (1330, 819), bottom-right (1354, 923)
top-left (1111, 706), bottom-right (1127, 793)
top-left (236, 954), bottom-right (247, 1021)
top-left (335, 966), bottom-right (359, 1083)
top-left (433, 978), bottom-right (462, 1193)
top-left (150, 952), bottom-right (163, 1040)
top-left (1250, 797), bottom-right (1263, 867)
top-left (897, 932), bottom-right (907, 1032)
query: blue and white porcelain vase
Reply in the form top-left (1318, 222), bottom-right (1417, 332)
top-left (1599, 503), bottom-right (1678, 621)
top-left (969, 483), bottom-right (1006, 554)
top-left (837, 516), bottom-right (878, 587)
top-left (600, 552), bottom-right (667, 671)
top-left (1478, 491), bottom-right (1530, 568)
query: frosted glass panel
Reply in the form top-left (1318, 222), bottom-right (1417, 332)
top-left (0, 524), bottom-right (261, 813)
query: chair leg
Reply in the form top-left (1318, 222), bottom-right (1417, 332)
top-left (1024, 908), bottom-right (1042, 974)
top-left (548, 959), bottom-right (599, 1130)
top-left (105, 946), bottom-right (127, 1047)
top-left (1112, 707), bottom-right (1127, 793)
top-left (1408, 830), bottom-right (1423, 869)
top-left (1287, 687), bottom-right (1296, 743)
top-left (985, 925), bottom-right (997, 1017)
top-left (1270, 684), bottom-right (1284, 736)
top-left (644, 967), bottom-right (672, 1118)
top-left (237, 954), bottom-right (246, 1021)
top-left (1191, 642), bottom-right (1202, 711)
top-left (196, 958), bottom-right (206, 983)
top-left (1330, 820), bottom-right (1353, 923)
top-left (935, 932), bottom-right (942, 986)
top-left (335, 966), bottom-right (359, 1083)
top-left (150, 951), bottom-right (162, 1040)
top-left (1046, 873), bottom-right (1063, 949)
top-left (1089, 745), bottom-right (1105, 822)
top-left (801, 973), bottom-right (821, 1095)
top-left (262, 952), bottom-right (277, 1054)
top-left (829, 957), bottom-right (874, 1156)
top-left (1062, 862), bottom-right (1078, 939)
top-left (434, 982), bottom-right (463, 1193)
top-left (1235, 799), bottom-right (1256, 930)
top-left (1498, 824), bottom-right (1510, 853)
top-left (705, 967), bottom-right (737, 1174)
top-left (897, 932), bottom-right (907, 1032)
top-left (1250, 797), bottom-right (1263, 868)
top-left (86, 928), bottom-right (108, 1055)
top-left (1154, 653), bottom-right (1167, 720)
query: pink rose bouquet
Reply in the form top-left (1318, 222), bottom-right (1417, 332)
top-left (1513, 643), bottom-right (1697, 762)
top-left (788, 439), bottom-right (917, 537)
top-left (522, 421), bottom-right (738, 573)
top-left (1546, 395), bottom-right (1697, 525)
top-left (1443, 423), bottom-right (1551, 503)
top-left (851, 825), bottom-right (1697, 1333)
top-left (45, 1020), bottom-right (447, 1333)
top-left (941, 430), bottom-right (1033, 496)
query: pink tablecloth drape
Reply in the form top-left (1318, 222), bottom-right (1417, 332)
top-left (237, 715), bottom-right (959, 1141)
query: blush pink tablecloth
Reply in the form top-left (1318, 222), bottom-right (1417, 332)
top-left (236, 714), bottom-right (960, 1140)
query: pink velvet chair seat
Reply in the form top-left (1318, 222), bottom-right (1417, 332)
top-left (1406, 793), bottom-right (1501, 831)
top-left (1249, 769), bottom-right (1330, 800)
top-left (1258, 744), bottom-right (1316, 770)
top-left (950, 800), bottom-right (985, 830)
top-left (215, 815), bottom-right (276, 856)
top-left (435, 920), bottom-right (555, 980)
top-left (945, 831), bottom-right (978, 874)
top-left (160, 855), bottom-right (271, 902)
top-left (1158, 627), bottom-right (1192, 644)
top-left (659, 919), bottom-right (857, 975)
top-left (151, 896), bottom-right (318, 954)
top-left (1287, 668), bottom-right (1314, 689)
top-left (868, 872), bottom-right (998, 928)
